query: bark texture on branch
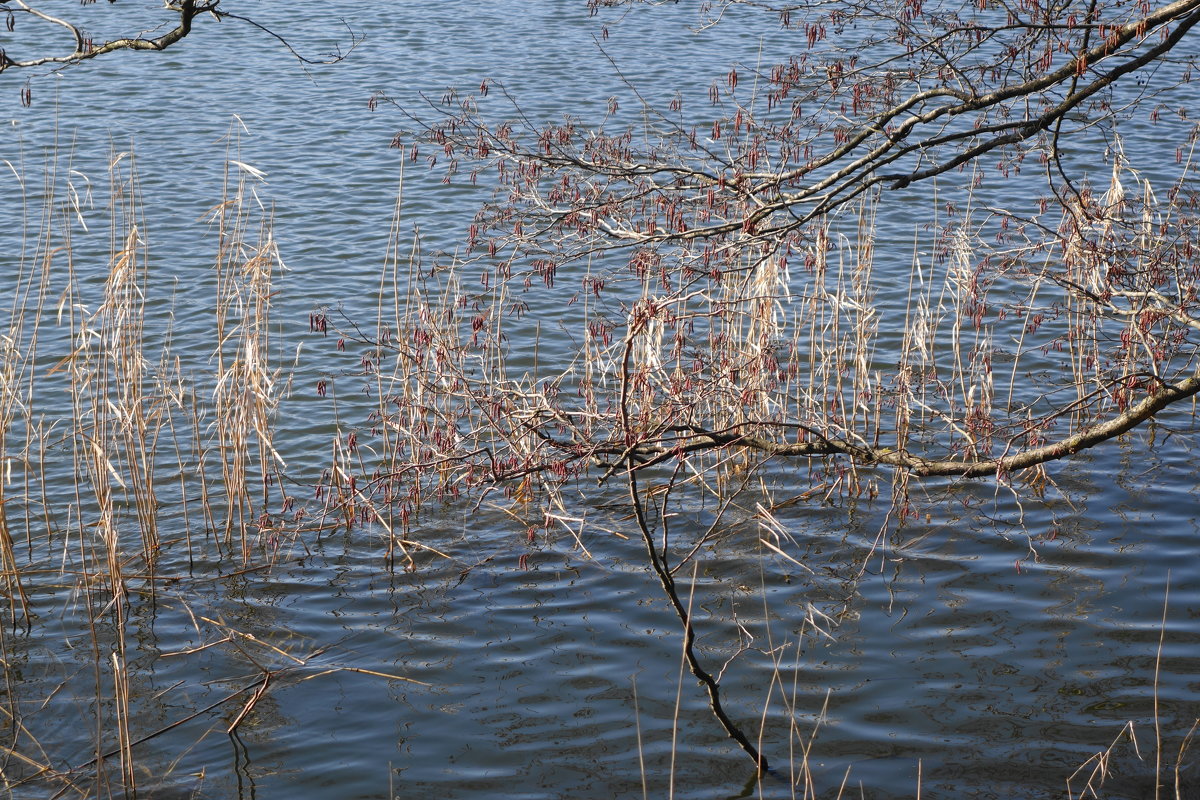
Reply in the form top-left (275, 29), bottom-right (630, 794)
top-left (0, 0), bottom-right (213, 73)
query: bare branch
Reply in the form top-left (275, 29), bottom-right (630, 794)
top-left (0, 0), bottom-right (360, 74)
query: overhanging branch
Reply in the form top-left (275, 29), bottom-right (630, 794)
top-left (615, 366), bottom-right (1200, 478)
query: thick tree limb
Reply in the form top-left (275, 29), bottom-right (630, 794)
top-left (0, 0), bottom-right (213, 72)
top-left (0, 0), bottom-right (359, 74)
top-left (614, 366), bottom-right (1200, 478)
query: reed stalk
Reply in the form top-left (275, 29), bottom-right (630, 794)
top-left (209, 144), bottom-right (286, 560)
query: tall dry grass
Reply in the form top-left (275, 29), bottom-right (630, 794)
top-left (0, 136), bottom-right (298, 797)
top-left (209, 148), bottom-right (288, 560)
top-left (0, 117), bottom-right (1194, 797)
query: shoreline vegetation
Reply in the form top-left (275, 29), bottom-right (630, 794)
top-left (0, 133), bottom-right (1194, 798)
top-left (3, 0), bottom-right (1200, 796)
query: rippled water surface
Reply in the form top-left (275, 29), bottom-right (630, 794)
top-left (2, 2), bottom-right (1199, 799)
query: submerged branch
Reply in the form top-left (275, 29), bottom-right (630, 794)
top-left (628, 465), bottom-right (771, 773)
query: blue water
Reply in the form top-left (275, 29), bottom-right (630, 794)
top-left (2, 2), bottom-right (1199, 799)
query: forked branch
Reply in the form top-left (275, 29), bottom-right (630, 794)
top-left (0, 0), bottom-right (360, 74)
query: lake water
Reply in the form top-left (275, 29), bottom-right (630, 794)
top-left (2, 2), bottom-right (1199, 799)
